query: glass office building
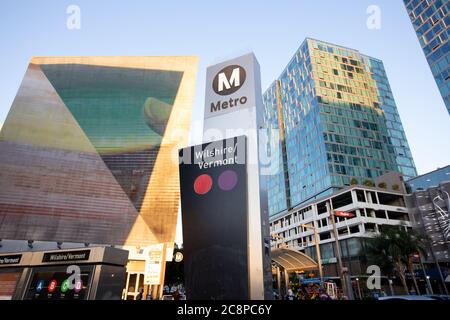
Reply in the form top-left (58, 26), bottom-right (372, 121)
top-left (263, 38), bottom-right (417, 216)
top-left (405, 164), bottom-right (450, 265)
top-left (406, 165), bottom-right (450, 192)
top-left (406, 181), bottom-right (450, 263)
top-left (404, 0), bottom-right (450, 115)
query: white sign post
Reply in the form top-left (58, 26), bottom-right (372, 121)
top-left (143, 243), bottom-right (166, 286)
top-left (203, 53), bottom-right (272, 300)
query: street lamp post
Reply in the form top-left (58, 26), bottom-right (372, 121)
top-left (417, 252), bottom-right (433, 295)
top-left (388, 278), bottom-right (394, 296)
top-left (271, 233), bottom-right (286, 299)
top-left (326, 201), bottom-right (354, 300)
top-left (355, 278), bottom-right (362, 300)
top-left (302, 223), bottom-right (324, 286)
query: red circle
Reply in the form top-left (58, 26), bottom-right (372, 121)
top-left (48, 279), bottom-right (57, 293)
top-left (194, 174), bottom-right (213, 195)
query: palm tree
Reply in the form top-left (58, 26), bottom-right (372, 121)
top-left (362, 225), bottom-right (429, 295)
top-left (394, 227), bottom-right (429, 295)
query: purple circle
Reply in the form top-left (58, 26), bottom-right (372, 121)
top-left (74, 280), bottom-right (83, 293)
top-left (218, 170), bottom-right (238, 191)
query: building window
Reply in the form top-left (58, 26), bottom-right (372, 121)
top-left (365, 223), bottom-right (376, 232)
top-left (355, 189), bottom-right (366, 202)
top-left (319, 232), bottom-right (331, 241)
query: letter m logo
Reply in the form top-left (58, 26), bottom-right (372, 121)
top-left (213, 64), bottom-right (246, 96)
top-left (218, 67), bottom-right (240, 92)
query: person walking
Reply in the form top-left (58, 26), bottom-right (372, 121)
top-left (172, 289), bottom-right (181, 300)
top-left (135, 289), bottom-right (144, 300)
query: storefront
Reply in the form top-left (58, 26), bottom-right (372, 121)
top-left (0, 247), bottom-right (128, 300)
top-left (0, 252), bottom-right (32, 300)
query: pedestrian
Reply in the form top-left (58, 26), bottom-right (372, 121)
top-left (173, 289), bottom-right (181, 300)
top-left (319, 289), bottom-right (331, 300)
top-left (136, 288), bottom-right (144, 300)
top-left (286, 289), bottom-right (295, 300)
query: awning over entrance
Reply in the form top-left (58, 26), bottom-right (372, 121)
top-left (271, 248), bottom-right (318, 272)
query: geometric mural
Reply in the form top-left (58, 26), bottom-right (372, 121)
top-left (0, 57), bottom-right (198, 246)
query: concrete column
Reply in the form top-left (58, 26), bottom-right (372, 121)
top-left (284, 269), bottom-right (290, 297)
top-left (276, 266), bottom-right (282, 300)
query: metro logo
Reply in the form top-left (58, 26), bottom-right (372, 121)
top-left (212, 65), bottom-right (246, 95)
top-left (218, 68), bottom-right (240, 92)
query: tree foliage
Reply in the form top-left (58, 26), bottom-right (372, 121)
top-left (361, 224), bottom-right (429, 294)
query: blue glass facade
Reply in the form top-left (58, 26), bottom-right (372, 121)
top-left (263, 39), bottom-right (417, 216)
top-left (364, 56), bottom-right (418, 178)
top-left (404, 0), bottom-right (450, 115)
top-left (406, 165), bottom-right (450, 191)
top-left (263, 83), bottom-right (290, 214)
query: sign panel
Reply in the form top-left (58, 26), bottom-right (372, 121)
top-left (179, 136), bottom-right (248, 299)
top-left (0, 254), bottom-right (21, 265)
top-left (335, 211), bottom-right (355, 218)
top-left (201, 53), bottom-right (272, 300)
top-left (24, 266), bottom-right (93, 300)
top-left (143, 244), bottom-right (165, 285)
top-left (42, 250), bottom-right (90, 263)
top-left (204, 54), bottom-right (256, 119)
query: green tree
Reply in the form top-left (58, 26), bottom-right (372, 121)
top-left (350, 178), bottom-right (359, 185)
top-left (394, 227), bottom-right (429, 295)
top-left (362, 225), bottom-right (429, 295)
top-left (392, 184), bottom-right (400, 191)
top-left (378, 182), bottom-right (387, 189)
top-left (363, 180), bottom-right (374, 187)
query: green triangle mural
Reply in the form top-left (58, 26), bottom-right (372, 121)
top-left (0, 63), bottom-right (140, 244)
top-left (40, 64), bottom-right (184, 212)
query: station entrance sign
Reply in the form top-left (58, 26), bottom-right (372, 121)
top-left (179, 136), bottom-right (249, 299)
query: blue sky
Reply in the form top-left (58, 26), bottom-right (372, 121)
top-left (0, 0), bottom-right (448, 174)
